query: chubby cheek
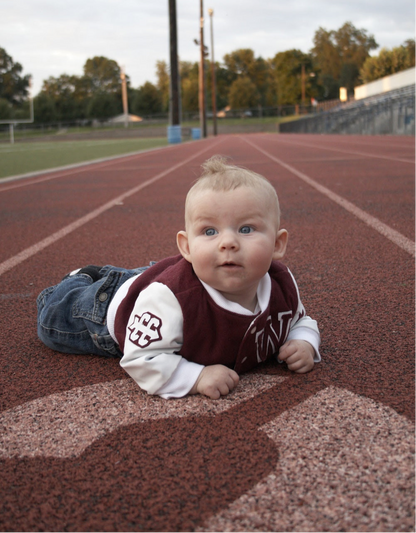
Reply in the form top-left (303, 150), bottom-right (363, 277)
top-left (248, 240), bottom-right (275, 263)
top-left (188, 241), bottom-right (213, 271)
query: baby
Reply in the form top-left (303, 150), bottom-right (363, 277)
top-left (37, 156), bottom-right (321, 399)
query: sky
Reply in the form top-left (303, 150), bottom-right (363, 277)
top-left (2, 0), bottom-right (415, 96)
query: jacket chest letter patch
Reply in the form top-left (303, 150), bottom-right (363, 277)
top-left (255, 312), bottom-right (293, 362)
top-left (128, 312), bottom-right (163, 348)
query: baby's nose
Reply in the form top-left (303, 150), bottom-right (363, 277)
top-left (219, 230), bottom-right (239, 249)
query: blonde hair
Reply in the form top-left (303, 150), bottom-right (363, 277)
top-left (185, 155), bottom-right (281, 228)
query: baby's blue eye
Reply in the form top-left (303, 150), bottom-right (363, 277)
top-left (205, 228), bottom-right (218, 236)
top-left (240, 225), bottom-right (253, 234)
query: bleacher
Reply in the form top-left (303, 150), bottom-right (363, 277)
top-left (279, 84), bottom-right (415, 136)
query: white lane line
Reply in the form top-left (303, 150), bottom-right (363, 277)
top-left (0, 140), bottom-right (222, 277)
top-left (243, 136), bottom-right (415, 258)
top-left (266, 135), bottom-right (414, 164)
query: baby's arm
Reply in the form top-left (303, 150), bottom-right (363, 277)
top-left (189, 365), bottom-right (239, 399)
top-left (120, 282), bottom-right (201, 398)
top-left (119, 282), bottom-right (238, 400)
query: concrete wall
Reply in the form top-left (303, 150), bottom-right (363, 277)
top-left (354, 67), bottom-right (415, 100)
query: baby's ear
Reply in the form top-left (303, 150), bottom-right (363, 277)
top-left (273, 229), bottom-right (288, 260)
top-left (177, 231), bottom-right (192, 262)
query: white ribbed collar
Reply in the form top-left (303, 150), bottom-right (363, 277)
top-left (199, 273), bottom-right (271, 316)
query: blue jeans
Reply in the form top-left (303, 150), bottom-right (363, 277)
top-left (37, 265), bottom-right (151, 358)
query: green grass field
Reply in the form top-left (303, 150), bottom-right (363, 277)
top-left (0, 137), bottom-right (169, 179)
top-left (0, 115), bottom-right (300, 180)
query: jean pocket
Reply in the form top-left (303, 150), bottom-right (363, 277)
top-left (36, 284), bottom-right (58, 311)
top-left (73, 270), bottom-right (122, 324)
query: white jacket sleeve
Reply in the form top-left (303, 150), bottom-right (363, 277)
top-left (286, 270), bottom-right (321, 362)
top-left (119, 282), bottom-right (204, 396)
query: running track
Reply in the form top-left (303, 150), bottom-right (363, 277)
top-left (0, 133), bottom-right (414, 532)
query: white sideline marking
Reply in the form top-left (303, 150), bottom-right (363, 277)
top-left (243, 137), bottom-right (415, 258)
top-left (0, 140), bottom-right (221, 277)
top-left (0, 144), bottom-right (171, 190)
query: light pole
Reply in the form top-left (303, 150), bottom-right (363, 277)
top-left (208, 8), bottom-right (217, 136)
top-left (301, 63), bottom-right (306, 110)
top-left (199, 0), bottom-right (207, 138)
top-left (120, 67), bottom-right (129, 128)
top-left (169, 0), bottom-right (180, 127)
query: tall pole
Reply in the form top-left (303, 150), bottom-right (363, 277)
top-left (301, 63), bottom-right (306, 110)
top-left (208, 8), bottom-right (217, 136)
top-left (169, 0), bottom-right (180, 126)
top-left (199, 0), bottom-right (207, 138)
top-left (121, 67), bottom-right (129, 128)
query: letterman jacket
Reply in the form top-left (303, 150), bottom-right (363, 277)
top-left (111, 255), bottom-right (320, 398)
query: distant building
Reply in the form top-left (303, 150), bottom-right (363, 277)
top-left (109, 114), bottom-right (143, 124)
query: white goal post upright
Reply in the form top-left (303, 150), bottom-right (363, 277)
top-left (0, 77), bottom-right (34, 144)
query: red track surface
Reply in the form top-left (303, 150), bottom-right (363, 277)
top-left (0, 133), bottom-right (414, 532)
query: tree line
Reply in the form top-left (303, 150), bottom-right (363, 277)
top-left (0, 21), bottom-right (414, 123)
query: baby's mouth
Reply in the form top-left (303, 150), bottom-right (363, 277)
top-left (220, 261), bottom-right (241, 269)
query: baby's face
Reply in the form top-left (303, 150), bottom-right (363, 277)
top-left (178, 186), bottom-right (285, 310)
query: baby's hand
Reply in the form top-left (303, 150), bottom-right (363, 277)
top-left (278, 339), bottom-right (315, 373)
top-left (190, 365), bottom-right (239, 399)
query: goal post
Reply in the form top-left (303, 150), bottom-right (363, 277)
top-left (0, 79), bottom-right (34, 144)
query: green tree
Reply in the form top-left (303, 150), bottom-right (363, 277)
top-left (0, 97), bottom-right (13, 119)
top-left (40, 74), bottom-right (87, 120)
top-left (252, 57), bottom-right (273, 107)
top-left (83, 56), bottom-right (122, 95)
top-left (311, 21), bottom-right (378, 98)
top-left (223, 48), bottom-right (256, 78)
top-left (405, 38), bottom-right (416, 66)
top-left (359, 39), bottom-right (415, 83)
top-left (213, 63), bottom-right (235, 110)
top-left (228, 76), bottom-right (260, 109)
top-left (270, 50), bottom-right (317, 105)
top-left (0, 47), bottom-right (31, 105)
top-left (180, 61), bottom-right (199, 113)
top-left (156, 60), bottom-right (170, 113)
top-left (33, 93), bottom-right (57, 123)
top-left (222, 49), bottom-right (271, 106)
top-left (131, 81), bottom-right (162, 115)
top-left (37, 57), bottom-right (127, 122)
top-left (86, 91), bottom-right (121, 121)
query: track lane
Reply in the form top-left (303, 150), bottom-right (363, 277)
top-left (249, 134), bottom-right (415, 240)
top-left (272, 133), bottom-right (415, 162)
top-left (242, 135), bottom-right (415, 255)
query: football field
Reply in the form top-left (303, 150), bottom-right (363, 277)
top-left (0, 137), bottom-right (168, 179)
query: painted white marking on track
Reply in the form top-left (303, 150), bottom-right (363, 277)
top-left (243, 136), bottom-right (415, 257)
top-left (0, 140), bottom-right (222, 277)
top-left (0, 374), bottom-right (286, 459)
top-left (199, 387), bottom-right (415, 532)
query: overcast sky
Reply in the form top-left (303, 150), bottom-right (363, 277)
top-left (2, 0), bottom-right (415, 96)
